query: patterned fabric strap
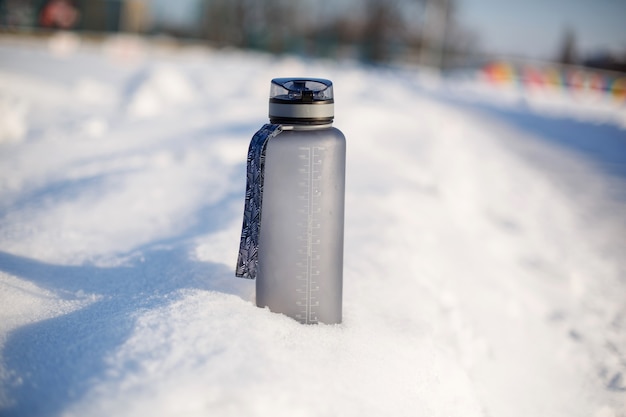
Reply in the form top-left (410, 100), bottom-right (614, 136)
top-left (235, 124), bottom-right (283, 279)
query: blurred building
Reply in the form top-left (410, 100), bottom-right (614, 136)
top-left (0, 0), bottom-right (150, 32)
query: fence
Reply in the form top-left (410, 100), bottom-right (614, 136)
top-left (481, 60), bottom-right (626, 103)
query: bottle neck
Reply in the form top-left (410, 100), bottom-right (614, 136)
top-left (277, 122), bottom-right (333, 131)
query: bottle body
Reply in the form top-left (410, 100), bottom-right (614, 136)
top-left (256, 126), bottom-right (346, 324)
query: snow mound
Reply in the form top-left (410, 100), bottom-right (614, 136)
top-left (0, 96), bottom-right (27, 144)
top-left (63, 290), bottom-right (483, 417)
top-left (127, 66), bottom-right (197, 118)
top-left (74, 78), bottom-right (118, 107)
top-left (446, 76), bottom-right (626, 129)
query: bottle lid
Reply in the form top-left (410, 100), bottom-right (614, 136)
top-left (269, 78), bottom-right (334, 125)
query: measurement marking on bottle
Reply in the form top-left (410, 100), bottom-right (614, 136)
top-left (295, 146), bottom-right (324, 324)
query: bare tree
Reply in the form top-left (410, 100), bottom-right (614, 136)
top-left (197, 0), bottom-right (476, 68)
top-left (361, 0), bottom-right (402, 62)
top-left (557, 27), bottom-right (577, 65)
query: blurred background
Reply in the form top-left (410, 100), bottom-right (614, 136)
top-left (1, 0), bottom-right (625, 70)
top-left (2, 0), bottom-right (625, 102)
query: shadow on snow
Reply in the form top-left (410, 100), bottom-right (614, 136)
top-left (0, 175), bottom-right (252, 417)
top-left (0, 240), bottom-right (252, 417)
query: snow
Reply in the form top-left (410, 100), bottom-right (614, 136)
top-left (1, 34), bottom-right (625, 416)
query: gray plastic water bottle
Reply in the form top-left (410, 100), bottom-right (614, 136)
top-left (236, 78), bottom-right (346, 324)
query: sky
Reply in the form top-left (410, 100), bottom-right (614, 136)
top-left (148, 0), bottom-right (626, 61)
top-left (458, 0), bottom-right (626, 59)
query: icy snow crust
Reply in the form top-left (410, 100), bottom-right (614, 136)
top-left (0, 35), bottom-right (625, 417)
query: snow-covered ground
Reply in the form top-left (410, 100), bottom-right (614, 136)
top-left (0, 33), bottom-right (625, 417)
